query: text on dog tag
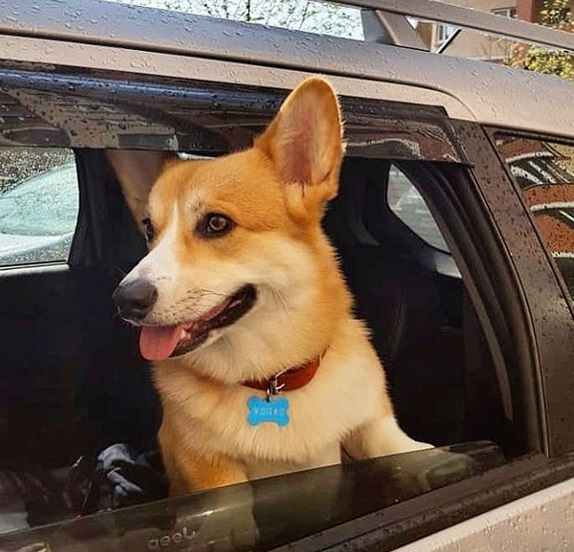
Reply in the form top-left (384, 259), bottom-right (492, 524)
top-left (247, 396), bottom-right (289, 427)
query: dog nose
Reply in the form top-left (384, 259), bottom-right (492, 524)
top-left (113, 279), bottom-right (158, 321)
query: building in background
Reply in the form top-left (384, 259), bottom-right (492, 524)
top-left (517, 0), bottom-right (546, 22)
top-left (428, 0), bottom-right (572, 61)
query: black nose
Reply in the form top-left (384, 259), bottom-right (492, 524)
top-left (113, 279), bottom-right (158, 321)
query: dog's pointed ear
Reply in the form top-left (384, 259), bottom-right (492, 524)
top-left (106, 150), bottom-right (175, 227)
top-left (255, 77), bottom-right (344, 218)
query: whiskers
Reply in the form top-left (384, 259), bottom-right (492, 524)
top-left (267, 286), bottom-right (290, 315)
top-left (177, 288), bottom-right (228, 319)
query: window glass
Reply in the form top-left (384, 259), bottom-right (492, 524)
top-left (436, 24), bottom-right (457, 45)
top-left (495, 135), bottom-right (574, 297)
top-left (492, 7), bottom-right (517, 18)
top-left (0, 148), bottom-right (79, 266)
top-left (387, 164), bottom-right (450, 252)
top-left (0, 442), bottom-right (505, 551)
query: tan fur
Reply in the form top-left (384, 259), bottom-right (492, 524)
top-left (109, 77), bottom-right (431, 497)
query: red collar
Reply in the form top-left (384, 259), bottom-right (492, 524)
top-left (243, 355), bottom-right (322, 395)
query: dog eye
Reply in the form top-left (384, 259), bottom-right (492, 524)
top-left (142, 218), bottom-right (155, 242)
top-left (198, 213), bottom-right (234, 237)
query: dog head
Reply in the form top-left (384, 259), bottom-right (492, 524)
top-left (109, 77), bottom-right (349, 382)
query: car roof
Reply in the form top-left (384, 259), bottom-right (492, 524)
top-left (2, 0), bottom-right (574, 139)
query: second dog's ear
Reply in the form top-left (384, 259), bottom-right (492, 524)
top-left (256, 77), bottom-right (344, 219)
top-left (106, 150), bottom-right (174, 229)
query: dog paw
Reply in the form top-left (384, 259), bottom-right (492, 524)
top-left (400, 439), bottom-right (434, 453)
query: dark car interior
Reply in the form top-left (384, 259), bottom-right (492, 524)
top-left (0, 153), bottom-right (510, 459)
top-left (0, 79), bottom-right (513, 537)
top-left (0, 150), bottom-right (512, 530)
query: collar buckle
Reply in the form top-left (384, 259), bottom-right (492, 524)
top-left (266, 373), bottom-right (286, 400)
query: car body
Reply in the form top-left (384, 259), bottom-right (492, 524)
top-left (0, 0), bottom-right (574, 551)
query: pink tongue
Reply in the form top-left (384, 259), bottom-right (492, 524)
top-left (139, 325), bottom-right (184, 361)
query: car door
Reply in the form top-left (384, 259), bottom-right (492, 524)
top-left (0, 59), bottom-right (553, 549)
top-left (1, 5), bottom-right (574, 549)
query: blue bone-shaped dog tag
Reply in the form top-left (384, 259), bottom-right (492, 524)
top-left (247, 396), bottom-right (289, 427)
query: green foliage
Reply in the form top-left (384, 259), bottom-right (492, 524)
top-left (507, 0), bottom-right (574, 81)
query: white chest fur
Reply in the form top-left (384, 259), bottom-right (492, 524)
top-left (155, 323), bottom-right (387, 467)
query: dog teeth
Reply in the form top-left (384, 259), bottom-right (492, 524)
top-left (179, 324), bottom-right (196, 341)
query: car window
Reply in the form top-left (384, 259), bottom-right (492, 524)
top-left (495, 135), bottom-right (574, 299)
top-left (0, 73), bottom-right (521, 550)
top-left (387, 164), bottom-right (450, 252)
top-left (0, 442), bottom-right (504, 552)
top-left (0, 148), bottom-right (79, 267)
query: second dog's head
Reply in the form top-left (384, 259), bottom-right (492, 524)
top-left (110, 77), bottom-right (349, 381)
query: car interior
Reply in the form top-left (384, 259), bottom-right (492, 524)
top-left (0, 145), bottom-right (514, 532)
top-left (0, 79), bottom-right (515, 536)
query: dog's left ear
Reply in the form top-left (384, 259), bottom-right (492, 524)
top-left (106, 150), bottom-right (175, 230)
top-left (256, 77), bottom-right (344, 219)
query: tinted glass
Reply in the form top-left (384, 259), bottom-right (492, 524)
top-left (387, 164), bottom-right (450, 252)
top-left (0, 442), bottom-right (504, 552)
top-left (0, 71), bottom-right (461, 163)
top-left (495, 135), bottom-right (574, 298)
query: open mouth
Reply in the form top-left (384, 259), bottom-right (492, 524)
top-left (138, 284), bottom-right (257, 361)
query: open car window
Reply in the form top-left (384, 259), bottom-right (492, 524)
top-left (0, 67), bottom-right (535, 552)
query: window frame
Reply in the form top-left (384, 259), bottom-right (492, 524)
top-left (480, 126), bottom-right (574, 459)
top-left (0, 62), bottom-right (568, 548)
top-left (289, 121), bottom-right (574, 550)
top-left (492, 7), bottom-right (517, 18)
top-left (436, 23), bottom-right (457, 45)
top-left (386, 158), bottom-right (537, 456)
top-left (488, 129), bottom-right (574, 317)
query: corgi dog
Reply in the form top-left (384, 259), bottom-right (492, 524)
top-left (109, 77), bottom-right (431, 499)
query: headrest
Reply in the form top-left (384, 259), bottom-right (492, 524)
top-left (323, 157), bottom-right (387, 252)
